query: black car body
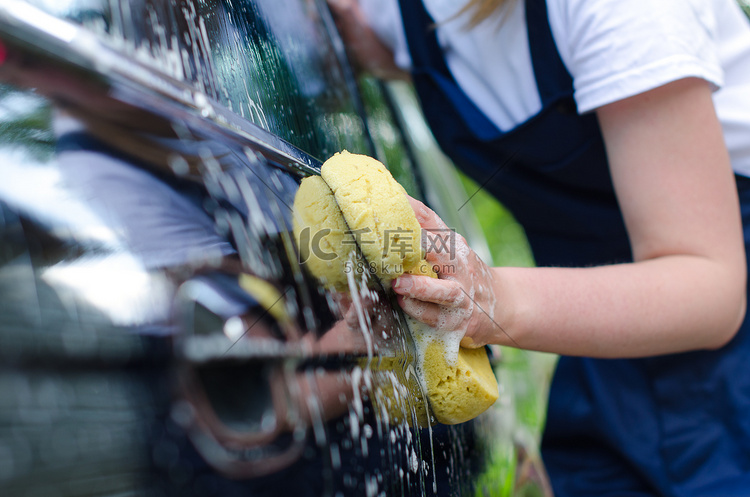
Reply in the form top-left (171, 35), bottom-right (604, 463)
top-left (0, 1), bottom-right (550, 495)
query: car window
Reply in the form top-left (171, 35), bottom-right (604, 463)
top-left (24, 0), bottom-right (372, 160)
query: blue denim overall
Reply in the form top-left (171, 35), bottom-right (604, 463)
top-left (397, 0), bottom-right (750, 495)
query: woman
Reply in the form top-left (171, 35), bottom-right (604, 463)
top-left (329, 0), bottom-right (750, 495)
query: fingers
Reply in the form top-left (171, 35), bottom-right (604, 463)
top-left (421, 234), bottom-right (460, 270)
top-left (407, 196), bottom-right (449, 231)
top-left (397, 294), bottom-right (472, 335)
top-left (392, 274), bottom-right (465, 307)
top-left (406, 196), bottom-right (464, 269)
top-left (397, 295), bottom-right (442, 327)
top-left (393, 274), bottom-right (465, 328)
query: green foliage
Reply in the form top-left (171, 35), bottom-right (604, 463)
top-left (0, 85), bottom-right (55, 160)
top-left (474, 440), bottom-right (516, 497)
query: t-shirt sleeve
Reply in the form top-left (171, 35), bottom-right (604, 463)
top-left (359, 0), bottom-right (413, 70)
top-left (547, 0), bottom-right (724, 113)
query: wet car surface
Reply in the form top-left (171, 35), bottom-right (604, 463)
top-left (0, 1), bottom-right (551, 496)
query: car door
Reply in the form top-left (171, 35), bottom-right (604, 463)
top-left (0, 1), bottom-right (551, 496)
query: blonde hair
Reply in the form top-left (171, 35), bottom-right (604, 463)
top-left (454, 0), bottom-right (515, 28)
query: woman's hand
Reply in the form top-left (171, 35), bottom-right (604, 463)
top-left (392, 197), bottom-right (505, 348)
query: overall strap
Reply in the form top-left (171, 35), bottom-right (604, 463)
top-left (525, 0), bottom-right (575, 106)
top-left (398, 0), bottom-right (576, 110)
top-left (396, 0), bottom-right (452, 76)
top-left (397, 0), bottom-right (501, 138)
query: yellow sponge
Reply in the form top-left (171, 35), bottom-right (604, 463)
top-left (292, 175), bottom-right (356, 291)
top-left (421, 339), bottom-right (500, 424)
top-left (321, 151), bottom-right (423, 283)
top-left (299, 151), bottom-right (498, 425)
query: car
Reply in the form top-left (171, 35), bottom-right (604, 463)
top-left (0, 1), bottom-right (551, 496)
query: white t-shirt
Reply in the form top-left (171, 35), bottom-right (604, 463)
top-left (360, 0), bottom-right (750, 176)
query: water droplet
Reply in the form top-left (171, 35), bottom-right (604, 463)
top-left (409, 449), bottom-right (419, 473)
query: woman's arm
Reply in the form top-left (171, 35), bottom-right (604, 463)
top-left (326, 0), bottom-right (410, 80)
top-left (394, 77), bottom-right (747, 358)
